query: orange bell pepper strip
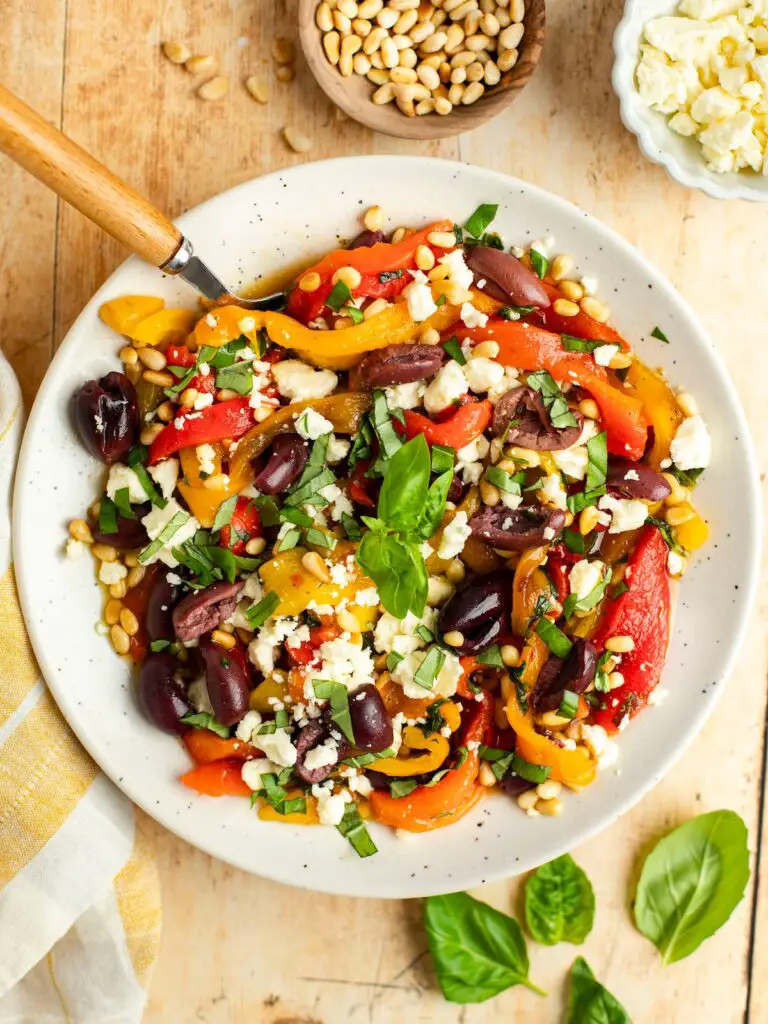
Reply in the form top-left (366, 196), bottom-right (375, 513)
top-left (454, 320), bottom-right (648, 460)
top-left (538, 282), bottom-right (630, 350)
top-left (400, 400), bottom-right (492, 450)
top-left (369, 691), bottom-right (493, 833)
top-left (625, 360), bottom-right (683, 470)
top-left (179, 758), bottom-right (251, 797)
top-left (149, 397), bottom-right (254, 465)
top-left (183, 730), bottom-right (253, 764)
top-left (506, 687), bottom-right (596, 789)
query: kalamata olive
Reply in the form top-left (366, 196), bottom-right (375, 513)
top-left (447, 473), bottom-right (464, 504)
top-left (532, 639), bottom-right (598, 714)
top-left (607, 458), bottom-right (671, 502)
top-left (172, 581), bottom-right (244, 642)
top-left (198, 637), bottom-right (250, 726)
top-left (438, 572), bottom-right (509, 654)
top-left (469, 506), bottom-right (567, 552)
top-left (465, 246), bottom-right (551, 309)
top-left (348, 684), bottom-right (394, 752)
top-left (493, 386), bottom-right (583, 450)
top-left (367, 768), bottom-right (437, 790)
top-left (73, 372), bottom-right (139, 464)
top-left (501, 773), bottom-right (535, 798)
top-left (253, 434), bottom-right (309, 495)
top-left (348, 229), bottom-right (385, 249)
top-left (146, 571), bottom-right (182, 642)
top-left (358, 344), bottom-right (444, 388)
top-left (137, 653), bottom-right (191, 733)
top-left (90, 511), bottom-right (149, 550)
top-left (294, 720), bottom-right (350, 784)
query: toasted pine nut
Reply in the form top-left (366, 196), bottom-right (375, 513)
top-left (363, 206), bottom-right (384, 234)
top-left (178, 388), bottom-right (200, 409)
top-left (69, 518), bottom-right (93, 544)
top-left (137, 347), bottom-right (167, 371)
top-left (110, 624), bottom-right (130, 656)
top-left (302, 551), bottom-right (331, 581)
top-left (245, 536), bottom-right (266, 556)
top-left (105, 599), bottom-right (122, 626)
top-left (435, 96), bottom-right (453, 114)
top-left (119, 345), bottom-right (138, 366)
top-left (578, 398), bottom-right (600, 420)
top-left (579, 505), bottom-right (601, 535)
top-left (109, 580), bottom-right (127, 599)
top-left (497, 47), bottom-right (518, 71)
top-left (536, 779), bottom-right (562, 801)
top-left (550, 254), bottom-right (574, 281)
top-left (92, 543), bottom-right (117, 562)
top-left (126, 565), bottom-right (146, 589)
top-left (211, 628), bottom-right (237, 650)
top-left (465, 60), bottom-right (484, 82)
top-left (559, 279), bottom-right (583, 302)
top-left (421, 30), bottom-right (448, 53)
top-left (420, 326), bottom-right (441, 344)
top-left (605, 634), bottom-right (635, 653)
top-left (479, 762), bottom-right (497, 787)
top-left (364, 297), bottom-right (391, 319)
top-left (216, 388), bottom-right (239, 402)
top-left (677, 391), bottom-right (699, 417)
top-left (510, 0), bottom-right (525, 21)
top-left (427, 230), bottom-right (456, 248)
top-left (609, 352), bottom-right (633, 370)
top-left (156, 401), bottom-right (175, 423)
top-left (536, 797), bottom-right (564, 817)
top-left (140, 423), bottom-right (164, 445)
top-left (244, 75), bottom-right (268, 105)
top-left (323, 30), bottom-right (341, 64)
top-left (372, 82), bottom-right (396, 104)
top-left (162, 40), bottom-right (191, 64)
top-left (484, 59), bottom-right (501, 85)
top-left (317, 1), bottom-right (334, 31)
top-left (448, 83), bottom-right (464, 104)
top-left (299, 272), bottom-right (322, 293)
top-left (553, 298), bottom-right (580, 317)
top-left (414, 244), bottom-right (435, 271)
top-left (479, 479), bottom-right (500, 506)
top-left (391, 226), bottom-right (407, 242)
top-left (580, 296), bottom-right (610, 323)
top-left (332, 265), bottom-right (362, 289)
top-left (517, 789), bottom-right (539, 812)
top-left (283, 127), bottom-right (312, 153)
top-left (472, 340), bottom-right (500, 358)
top-left (499, 22), bottom-right (524, 48)
top-left (462, 81), bottom-right (485, 103)
top-left (272, 37), bottom-right (295, 64)
top-left (142, 370), bottom-right (174, 387)
top-left (119, 607), bottom-right (140, 636)
top-left (443, 630), bottom-right (465, 647)
top-left (185, 54), bottom-right (218, 76)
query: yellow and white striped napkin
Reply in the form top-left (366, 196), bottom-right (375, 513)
top-left (0, 352), bottom-right (161, 1022)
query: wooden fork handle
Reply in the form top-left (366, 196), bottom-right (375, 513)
top-left (0, 84), bottom-right (182, 267)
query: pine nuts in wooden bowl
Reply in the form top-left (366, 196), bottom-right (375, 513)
top-left (298, 0), bottom-right (545, 139)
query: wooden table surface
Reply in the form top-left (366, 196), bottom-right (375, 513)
top-left (3, 0), bottom-right (768, 1020)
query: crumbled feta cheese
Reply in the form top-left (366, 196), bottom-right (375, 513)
top-left (391, 648), bottom-right (462, 700)
top-left (374, 608), bottom-right (438, 656)
top-left (667, 549), bottom-right (687, 575)
top-left (460, 302), bottom-right (489, 329)
top-left (193, 393), bottom-right (214, 411)
top-left (670, 414), bottom-right (711, 469)
top-left (598, 494), bottom-right (649, 534)
top-left (427, 575), bottom-right (455, 606)
top-left (312, 785), bottom-right (351, 826)
top-left (315, 637), bottom-right (375, 691)
top-left (346, 773), bottom-right (373, 797)
top-left (354, 586), bottom-right (380, 607)
top-left (423, 361), bottom-right (468, 414)
top-left (295, 408), bottom-right (334, 440)
top-left (106, 463), bottom-right (147, 504)
top-left (303, 737), bottom-right (339, 772)
top-left (437, 510), bottom-right (471, 560)
top-left (580, 274), bottom-right (599, 295)
top-left (593, 344), bottom-right (619, 367)
top-left (272, 360), bottom-right (338, 402)
top-left (326, 435), bottom-right (351, 464)
top-left (148, 458), bottom-right (179, 500)
top-left (241, 757), bottom-right (281, 791)
top-left (464, 356), bottom-right (505, 393)
top-left (99, 561), bottom-right (128, 585)
top-left (256, 728), bottom-right (298, 767)
top-left (437, 248), bottom-right (474, 291)
top-left (403, 279), bottom-right (437, 322)
top-left (196, 443), bottom-right (217, 477)
top-left (581, 723), bottom-right (619, 770)
top-left (235, 709), bottom-right (263, 742)
top-left (318, 483), bottom-right (354, 523)
top-left (65, 538), bottom-right (87, 559)
top-left (569, 559), bottom-right (605, 602)
top-left (539, 473), bottom-right (568, 511)
top-left (248, 616), bottom-right (302, 674)
top-left (647, 686), bottom-right (669, 706)
top-left (140, 500), bottom-right (199, 567)
top-left (385, 380), bottom-right (427, 410)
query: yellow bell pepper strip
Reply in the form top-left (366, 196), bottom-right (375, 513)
top-left (511, 545), bottom-right (550, 637)
top-left (369, 691), bottom-right (493, 832)
top-left (250, 674), bottom-right (289, 713)
top-left (454, 320), bottom-right (649, 460)
top-left (127, 308), bottom-right (198, 347)
top-left (506, 683), bottom-right (596, 789)
top-left (257, 789), bottom-right (320, 825)
top-left (99, 295), bottom-right (164, 336)
top-left (193, 304), bottom-right (263, 349)
top-left (148, 397), bottom-right (254, 465)
top-left (229, 392), bottom-right (371, 482)
top-left (258, 546), bottom-right (375, 618)
top-left (371, 726), bottom-right (451, 777)
top-left (377, 678), bottom-right (434, 721)
top-left (625, 361), bottom-right (683, 469)
top-left (179, 442), bottom-right (224, 487)
top-left (674, 507), bottom-right (709, 550)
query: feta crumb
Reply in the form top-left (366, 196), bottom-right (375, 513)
top-left (569, 559), bottom-right (605, 602)
top-left (65, 538), bottom-right (87, 559)
top-left (437, 510), bottom-right (471, 560)
top-left (670, 414), bottom-right (711, 470)
top-left (272, 360), bottom-right (338, 402)
top-left (598, 494), bottom-right (649, 534)
top-left (106, 463), bottom-right (147, 504)
top-left (235, 709), bottom-right (263, 742)
top-left (326, 435), bottom-right (351, 464)
top-left (193, 393), bottom-right (214, 411)
top-left (460, 302), bottom-right (489, 329)
top-left (295, 407), bottom-right (334, 440)
top-left (403, 279), bottom-right (437, 322)
top-left (256, 728), bottom-right (298, 768)
top-left (464, 356), bottom-right (505, 393)
top-left (385, 380), bottom-right (427, 410)
top-left (241, 757), bottom-right (281, 791)
top-left (196, 443), bottom-right (217, 477)
top-left (99, 561), bottom-right (128, 585)
top-left (594, 344), bottom-right (619, 367)
top-left (391, 648), bottom-right (462, 700)
top-left (148, 457), bottom-right (179, 500)
top-left (423, 361), bottom-right (468, 414)
top-left (437, 248), bottom-right (474, 291)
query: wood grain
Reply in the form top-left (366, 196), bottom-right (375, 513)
top-left (3, 0), bottom-right (768, 1021)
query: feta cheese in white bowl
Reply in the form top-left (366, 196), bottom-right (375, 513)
top-left (613, 0), bottom-right (768, 200)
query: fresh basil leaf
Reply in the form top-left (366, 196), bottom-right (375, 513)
top-left (567, 958), bottom-right (633, 1024)
top-left (215, 361), bottom-right (253, 396)
top-left (211, 494), bottom-right (238, 533)
top-left (424, 892), bottom-right (544, 1003)
top-left (378, 433), bottom-right (430, 533)
top-left (485, 466), bottom-right (523, 494)
top-left (613, 579), bottom-right (629, 597)
top-left (510, 752), bottom-right (550, 784)
top-left (341, 512), bottom-right (362, 540)
top-left (390, 778), bottom-right (419, 799)
top-left (668, 464), bottom-right (704, 489)
top-left (112, 487), bottom-right (136, 521)
top-left (593, 650), bottom-right (613, 693)
top-left (341, 304), bottom-right (364, 325)
top-left (413, 468), bottom-right (453, 541)
top-left (563, 528), bottom-right (588, 554)
top-left (357, 531), bottom-right (426, 619)
top-left (97, 497), bottom-right (119, 535)
top-left (476, 644), bottom-right (503, 667)
top-left (651, 326), bottom-right (669, 343)
top-left (442, 337), bottom-right (466, 365)
top-left (336, 802), bottom-right (377, 858)
top-left (431, 444), bottom-right (455, 476)
top-left (348, 414), bottom-right (374, 469)
top-left (127, 445), bottom-right (167, 508)
top-left (284, 466), bottom-right (336, 508)
top-left (535, 617), bottom-right (573, 658)
top-left (586, 431), bottom-right (608, 492)
top-left (567, 486), bottom-right (606, 516)
top-left (209, 336), bottom-right (248, 367)
top-left (253, 495), bottom-right (281, 527)
top-left (527, 370), bottom-right (578, 429)
top-left (529, 249), bottom-right (548, 279)
top-left (499, 304), bottom-right (535, 320)
top-left (525, 854), bottom-right (595, 946)
top-left (276, 526), bottom-right (301, 552)
top-left (633, 809), bottom-right (750, 965)
top-left (558, 689), bottom-right (579, 719)
top-left (246, 591), bottom-right (280, 629)
top-left (326, 279), bottom-right (352, 312)
top-left (413, 645), bottom-right (446, 691)
top-left (306, 526), bottom-right (335, 550)
top-left (180, 711), bottom-right (231, 739)
top-left (464, 203), bottom-right (498, 238)
top-left (312, 679), bottom-right (355, 744)
top-left (415, 624), bottom-right (435, 643)
top-left (279, 506), bottom-right (313, 528)
top-left (371, 390), bottom-right (403, 461)
top-left (386, 651), bottom-right (404, 672)
top-left (561, 334), bottom-right (603, 353)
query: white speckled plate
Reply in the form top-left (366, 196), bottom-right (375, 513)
top-left (13, 157), bottom-right (760, 897)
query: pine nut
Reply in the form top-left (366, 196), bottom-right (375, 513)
top-left (352, 18), bottom-right (372, 37)
top-left (677, 392), bottom-right (699, 418)
top-left (367, 67), bottom-right (389, 84)
top-left (109, 580), bottom-right (127, 599)
top-left (448, 82), bottom-right (464, 103)
top-left (427, 230), bottom-right (456, 247)
top-left (496, 6), bottom-right (512, 27)
top-left (517, 789), bottom-right (539, 812)
top-left (92, 543), bottom-right (117, 562)
top-left (435, 96), bottom-right (453, 114)
top-left (399, 46), bottom-right (418, 67)
top-left (479, 479), bottom-right (500, 506)
top-left (302, 551), bottom-right (331, 581)
top-left (204, 473), bottom-right (231, 490)
top-left (445, 559), bottom-right (466, 584)
top-left (358, 0), bottom-right (383, 17)
top-left (245, 75), bottom-right (269, 103)
top-left (332, 265), bottom-right (363, 289)
top-left (559, 279), bottom-right (584, 302)
top-left (553, 298), bottom-right (580, 317)
top-left (609, 352), bottom-right (632, 370)
top-left (451, 49), bottom-right (476, 67)
top-left (666, 504), bottom-right (695, 527)
top-left (354, 51), bottom-right (372, 73)
top-left (211, 628), bottom-right (237, 650)
top-left (391, 65), bottom-right (418, 83)
top-left (283, 127), bottom-right (312, 153)
top-left (420, 326), bottom-right (441, 344)
top-left (299, 272), bottom-right (322, 293)
top-left (550, 254), bottom-right (574, 282)
top-left (272, 37), bottom-right (295, 64)
top-left (140, 423), bottom-right (164, 445)
top-left (391, 227), bottom-right (408, 242)
top-left (162, 40), bottom-right (191, 65)
top-left (504, 445), bottom-right (540, 468)
top-left (605, 634), bottom-right (635, 653)
top-left (245, 536), bottom-right (266, 555)
top-left (410, 20), bottom-right (435, 43)
top-left (608, 671), bottom-right (625, 690)
top-left (662, 473), bottom-right (689, 506)
top-left (317, 2), bottom-right (334, 31)
top-left (415, 244), bottom-right (436, 271)
top-left (416, 98), bottom-right (435, 114)
top-left (377, 7), bottom-right (398, 28)
top-left (510, 0), bottom-right (525, 21)
top-left (395, 9), bottom-right (418, 33)
top-left (333, 11), bottom-right (352, 32)
top-left (110, 624), bottom-right (130, 655)
top-left (389, 0), bottom-right (419, 9)
top-left (484, 59), bottom-right (501, 85)
top-left (501, 644), bottom-right (521, 667)
top-left (421, 30), bottom-right (448, 53)
top-left (536, 797), bottom-right (564, 817)
top-left (364, 297), bottom-right (391, 318)
top-left (577, 505), bottom-right (599, 536)
top-left (580, 296), bottom-right (609, 323)
top-left (499, 22), bottom-right (524, 48)
top-left (341, 34), bottom-right (362, 58)
top-left (156, 401), bottom-right (174, 423)
top-left (381, 36), bottom-right (399, 67)
top-left (480, 12), bottom-right (500, 34)
top-left (185, 54), bottom-right (218, 76)
top-left (497, 47), bottom-right (518, 71)
top-left (472, 340), bottom-right (500, 358)
top-left (119, 607), bottom-right (140, 636)
top-left (466, 60), bottom-right (485, 81)
top-left (536, 779), bottom-right (562, 801)
top-left (143, 370), bottom-right (174, 387)
top-left (465, 32), bottom-right (492, 50)
top-left (452, 0), bottom-right (479, 19)
top-left (137, 347), bottom-right (167, 371)
top-left (479, 762), bottom-right (497, 787)
top-left (105, 599), bottom-right (122, 625)
top-left (120, 345), bottom-right (138, 366)
top-left (178, 388), bottom-right (200, 409)
top-left (537, 710), bottom-right (571, 729)
top-left (439, 61), bottom-right (453, 82)
top-left (443, 630), bottom-right (465, 647)
top-left (126, 565), bottom-right (146, 589)
top-left (462, 80), bottom-right (484, 102)
top-left (276, 64), bottom-right (296, 82)
top-left (69, 518), bottom-right (93, 544)
top-left (578, 398), bottom-right (600, 420)
top-left (89, 501), bottom-right (102, 520)
top-left (336, 607), bottom-right (361, 633)
top-left (323, 30), bottom-right (341, 64)
top-left (444, 23), bottom-right (466, 51)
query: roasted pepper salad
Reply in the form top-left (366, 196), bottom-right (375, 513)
top-left (66, 204), bottom-right (711, 855)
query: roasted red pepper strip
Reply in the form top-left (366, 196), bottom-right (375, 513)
top-left (591, 525), bottom-right (670, 733)
top-left (455, 320), bottom-right (648, 459)
top-left (400, 400), bottom-right (492, 450)
top-left (165, 344), bottom-right (197, 367)
top-left (537, 282), bottom-right (630, 351)
top-left (348, 460), bottom-right (376, 507)
top-left (547, 543), bottom-right (583, 606)
top-left (368, 691), bottom-right (493, 832)
top-left (180, 758), bottom-right (251, 797)
top-left (285, 220), bottom-right (452, 323)
top-left (149, 397), bottom-right (253, 464)
top-left (219, 495), bottom-right (262, 555)
top-left (183, 730), bottom-right (254, 764)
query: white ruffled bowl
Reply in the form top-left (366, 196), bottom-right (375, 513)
top-left (613, 0), bottom-right (768, 202)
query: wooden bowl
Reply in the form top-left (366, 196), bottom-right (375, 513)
top-left (298, 0), bottom-right (546, 140)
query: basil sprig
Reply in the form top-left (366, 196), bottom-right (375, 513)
top-left (424, 892), bottom-right (545, 1003)
top-left (633, 809), bottom-right (749, 964)
top-left (567, 958), bottom-right (632, 1024)
top-left (356, 434), bottom-right (452, 619)
top-left (524, 854), bottom-right (595, 946)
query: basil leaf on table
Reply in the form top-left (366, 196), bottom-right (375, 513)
top-left (424, 891), bottom-right (545, 1004)
top-left (633, 809), bottom-right (750, 965)
top-left (377, 433), bottom-right (431, 533)
top-left (524, 853), bottom-right (595, 946)
top-left (567, 957), bottom-right (632, 1024)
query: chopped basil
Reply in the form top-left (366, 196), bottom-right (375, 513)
top-left (510, 662), bottom-right (529, 714)
top-left (276, 526), bottom-right (301, 551)
top-left (558, 689), bottom-right (579, 719)
top-left (253, 495), bottom-right (281, 527)
top-left (563, 528), bottom-right (588, 554)
top-left (436, 294), bottom-right (447, 307)
top-left (313, 680), bottom-right (355, 744)
top-left (442, 337), bottom-right (466, 365)
top-left (614, 580), bottom-right (630, 597)
top-left (567, 487), bottom-right (605, 516)
top-left (485, 466), bottom-right (524, 494)
top-left (245, 590), bottom-right (280, 628)
top-left (284, 466), bottom-right (336, 508)
top-left (561, 335), bottom-right (603, 354)
top-left (341, 746), bottom-right (395, 769)
top-left (138, 510), bottom-right (190, 564)
top-left (164, 343), bottom-right (217, 398)
top-left (510, 753), bottom-right (551, 784)
top-left (668, 464), bottom-right (704, 489)
top-left (371, 390), bottom-right (403, 460)
top-left (651, 326), bottom-right (669, 343)
top-left (431, 444), bottom-right (455, 476)
top-left (413, 645), bottom-right (446, 691)
top-left (209, 336), bottom-right (248, 367)
top-left (424, 698), bottom-right (449, 736)
top-left (563, 567), bottom-right (612, 618)
top-left (378, 269), bottom-right (403, 284)
top-left (341, 512), bottom-right (362, 540)
top-left (97, 497), bottom-right (119, 535)
top-left (347, 414), bottom-right (374, 468)
top-left (416, 624), bottom-right (435, 643)
top-left (479, 745), bottom-right (516, 782)
top-left (476, 644), bottom-right (504, 668)
top-left (256, 772), bottom-right (305, 816)
top-left (336, 802), bottom-right (378, 858)
top-left (279, 506), bottom-right (313, 527)
top-left (325, 279), bottom-right (352, 312)
top-left (648, 515), bottom-right (682, 552)
top-left (585, 431), bottom-right (608, 492)
top-left (150, 638), bottom-right (180, 654)
top-left (593, 650), bottom-right (613, 693)
top-left (499, 304), bottom-right (535, 321)
top-left (340, 304), bottom-right (364, 325)
top-left (535, 617), bottom-right (573, 658)
top-left (306, 527), bottom-right (335, 550)
top-left (112, 487), bottom-right (136, 521)
top-left (529, 249), bottom-right (548, 279)
top-left (215, 361), bottom-right (253, 396)
top-left (386, 651), bottom-right (404, 672)
top-left (180, 711), bottom-right (231, 738)
top-left (464, 202), bottom-right (499, 238)
top-left (211, 494), bottom-right (238, 533)
top-left (453, 223), bottom-right (464, 245)
top-left (526, 370), bottom-right (578, 430)
top-left (127, 445), bottom-right (167, 508)
top-left (390, 778), bottom-right (419, 799)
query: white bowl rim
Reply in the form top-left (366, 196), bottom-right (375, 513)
top-left (12, 154), bottom-right (762, 897)
top-left (612, 1), bottom-right (768, 203)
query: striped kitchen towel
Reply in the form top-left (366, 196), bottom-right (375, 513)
top-left (0, 351), bottom-right (161, 1022)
